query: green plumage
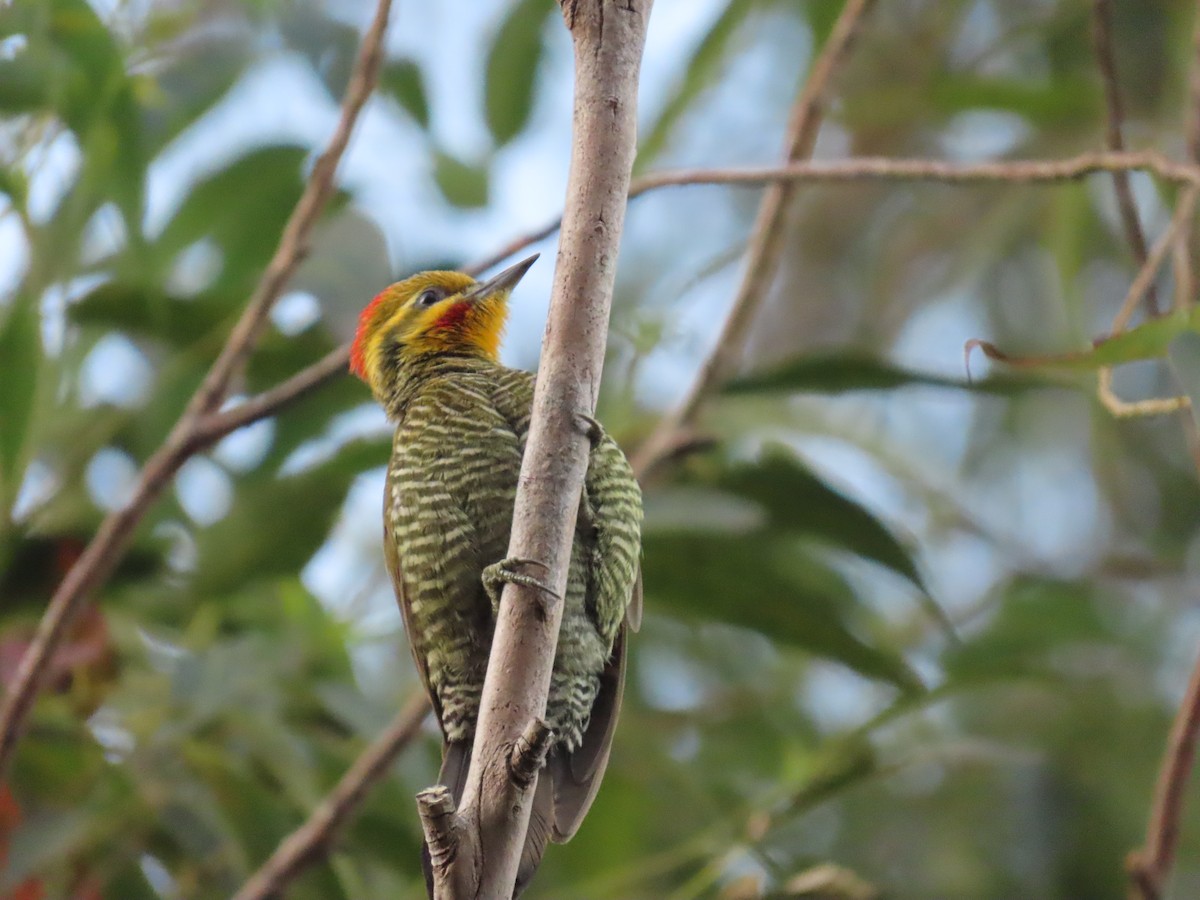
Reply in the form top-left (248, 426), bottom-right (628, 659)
top-left (380, 351), bottom-right (642, 890)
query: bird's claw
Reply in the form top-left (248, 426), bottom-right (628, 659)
top-left (483, 557), bottom-right (560, 612)
top-left (574, 412), bottom-right (604, 448)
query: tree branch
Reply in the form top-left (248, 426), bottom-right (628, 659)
top-left (1091, 0), bottom-right (1157, 314)
top-left (420, 2), bottom-right (652, 897)
top-left (1127, 6), bottom-right (1200, 896)
top-left (1127, 651), bottom-right (1200, 900)
top-left (231, 693), bottom-right (429, 900)
top-left (626, 151), bottom-right (1200, 192)
top-left (0, 0), bottom-right (394, 782)
top-left (628, 0), bottom-right (877, 477)
top-left (191, 345), bottom-right (352, 450)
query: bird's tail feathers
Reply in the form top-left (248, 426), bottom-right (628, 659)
top-left (515, 769), bottom-right (554, 897)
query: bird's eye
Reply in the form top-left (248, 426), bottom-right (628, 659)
top-left (417, 289), bottom-right (441, 307)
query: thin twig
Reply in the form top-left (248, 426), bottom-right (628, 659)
top-left (628, 151), bottom-right (1200, 191)
top-left (1097, 190), bottom-right (1195, 418)
top-left (1128, 6), bottom-right (1200, 896)
top-left (191, 346), bottom-right (351, 450)
top-left (232, 693), bottom-right (430, 900)
top-left (0, 0), bottom-right (394, 782)
top-left (629, 0), bottom-right (878, 478)
top-left (1112, 191), bottom-right (1195, 336)
top-left (1173, 209), bottom-right (1195, 315)
top-left (1091, 0), bottom-right (1157, 315)
top-left (1127, 652), bottom-right (1200, 900)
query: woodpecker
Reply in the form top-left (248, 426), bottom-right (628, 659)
top-left (349, 254), bottom-right (642, 896)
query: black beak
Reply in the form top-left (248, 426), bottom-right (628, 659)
top-left (463, 253), bottom-right (539, 302)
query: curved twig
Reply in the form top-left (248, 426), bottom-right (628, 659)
top-left (629, 0), bottom-right (879, 478)
top-left (1091, 0), bottom-right (1157, 315)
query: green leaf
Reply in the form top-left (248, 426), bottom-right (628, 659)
top-left (723, 352), bottom-right (1046, 396)
top-left (3, 808), bottom-right (94, 888)
top-left (432, 150), bottom-right (490, 209)
top-left (786, 737), bottom-right (878, 814)
top-left (279, 3), bottom-right (358, 100)
top-left (968, 306), bottom-right (1200, 372)
top-left (716, 447), bottom-right (923, 589)
top-left (156, 145), bottom-right (347, 293)
top-left (0, 296), bottom-right (40, 507)
top-left (800, 0), bottom-right (844, 41)
top-left (638, 0), bottom-right (756, 167)
top-left (141, 29), bottom-right (254, 153)
top-left (643, 533), bottom-right (921, 691)
top-left (0, 0), bottom-right (147, 223)
top-left (70, 281), bottom-right (220, 346)
top-left (0, 57), bottom-right (55, 113)
top-left (191, 439), bottom-right (389, 596)
top-left (484, 0), bottom-right (554, 146)
top-left (942, 577), bottom-right (1112, 682)
top-left (929, 75), bottom-right (1099, 127)
top-left (381, 59), bottom-right (429, 128)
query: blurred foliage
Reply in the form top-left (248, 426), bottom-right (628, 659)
top-left (2, 0), bottom-right (1200, 898)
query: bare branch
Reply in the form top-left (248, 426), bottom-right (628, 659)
top-left (1127, 650), bottom-right (1200, 900)
top-left (627, 151), bottom-right (1200, 192)
top-left (232, 693), bottom-right (430, 900)
top-left (1128, 8), bottom-right (1200, 896)
top-left (0, 0), bottom-right (394, 782)
top-left (422, 2), bottom-right (653, 896)
top-left (629, 0), bottom-right (877, 477)
top-left (191, 346), bottom-right (352, 450)
top-left (1091, 0), bottom-right (1157, 314)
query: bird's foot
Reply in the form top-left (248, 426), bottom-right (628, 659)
top-left (483, 557), bottom-right (560, 613)
top-left (574, 412), bottom-right (605, 448)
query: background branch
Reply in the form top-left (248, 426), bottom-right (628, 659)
top-left (629, 0), bottom-right (878, 478)
top-left (1091, 0), bottom-right (1157, 315)
top-left (231, 693), bottom-right (430, 900)
top-left (0, 0), bottom-right (394, 782)
top-left (424, 1), bottom-right (652, 896)
top-left (1128, 5), bottom-right (1200, 896)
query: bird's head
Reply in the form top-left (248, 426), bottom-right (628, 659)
top-left (349, 254), bottom-right (538, 394)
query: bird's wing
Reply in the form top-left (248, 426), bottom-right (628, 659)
top-left (548, 427), bottom-right (643, 840)
top-left (626, 565), bottom-right (643, 633)
top-left (582, 430), bottom-right (644, 645)
top-left (549, 580), bottom-right (639, 842)
top-left (383, 462), bottom-right (444, 732)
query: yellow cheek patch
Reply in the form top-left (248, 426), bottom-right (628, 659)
top-left (404, 295), bottom-right (508, 360)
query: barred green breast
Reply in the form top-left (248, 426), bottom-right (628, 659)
top-left (382, 353), bottom-right (642, 893)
